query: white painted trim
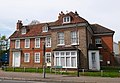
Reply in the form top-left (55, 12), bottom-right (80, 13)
top-left (54, 51), bottom-right (77, 68)
top-left (35, 38), bottom-right (40, 48)
top-left (10, 35), bottom-right (49, 40)
top-left (24, 53), bottom-right (30, 62)
top-left (12, 52), bottom-right (21, 67)
top-left (25, 39), bottom-right (30, 48)
top-left (45, 37), bottom-right (51, 48)
top-left (63, 16), bottom-right (71, 23)
top-left (21, 28), bottom-right (26, 34)
top-left (50, 23), bottom-right (87, 29)
top-left (34, 52), bottom-right (40, 63)
top-left (15, 40), bottom-right (20, 49)
top-left (45, 52), bottom-right (51, 63)
top-left (88, 50), bottom-right (100, 70)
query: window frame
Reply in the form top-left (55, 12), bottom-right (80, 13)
top-left (95, 38), bottom-right (102, 44)
top-left (45, 52), bottom-right (51, 63)
top-left (34, 52), bottom-right (40, 63)
top-left (63, 16), bottom-right (71, 23)
top-left (45, 37), bottom-right (51, 47)
top-left (35, 38), bottom-right (40, 48)
top-left (15, 40), bottom-right (20, 49)
top-left (25, 39), bottom-right (30, 48)
top-left (24, 53), bottom-right (30, 62)
top-left (95, 38), bottom-right (102, 48)
top-left (21, 28), bottom-right (26, 34)
top-left (71, 31), bottom-right (79, 45)
top-left (42, 26), bottom-right (48, 32)
top-left (57, 32), bottom-right (64, 45)
top-left (54, 51), bottom-right (77, 68)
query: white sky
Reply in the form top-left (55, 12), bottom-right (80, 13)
top-left (0, 0), bottom-right (120, 42)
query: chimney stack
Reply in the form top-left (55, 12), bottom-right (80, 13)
top-left (16, 20), bottom-right (22, 31)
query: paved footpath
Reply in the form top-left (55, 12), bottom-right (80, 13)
top-left (0, 69), bottom-right (120, 83)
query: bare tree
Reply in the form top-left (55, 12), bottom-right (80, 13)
top-left (29, 20), bottom-right (40, 25)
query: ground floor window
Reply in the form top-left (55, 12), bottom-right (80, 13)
top-left (45, 52), bottom-right (51, 63)
top-left (34, 52), bottom-right (40, 63)
top-left (24, 53), bottom-right (30, 62)
top-left (54, 51), bottom-right (77, 68)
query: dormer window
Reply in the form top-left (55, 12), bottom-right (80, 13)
top-left (63, 16), bottom-right (71, 23)
top-left (42, 26), bottom-right (48, 32)
top-left (21, 28), bottom-right (26, 34)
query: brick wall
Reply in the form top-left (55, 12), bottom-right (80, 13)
top-left (9, 38), bottom-right (51, 68)
top-left (51, 26), bottom-right (89, 69)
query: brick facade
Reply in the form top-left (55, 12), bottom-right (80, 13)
top-left (9, 11), bottom-right (115, 70)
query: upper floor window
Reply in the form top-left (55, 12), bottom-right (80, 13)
top-left (25, 39), bottom-right (30, 48)
top-left (15, 40), bottom-right (20, 49)
top-left (21, 28), bottom-right (26, 34)
top-left (42, 26), bottom-right (48, 32)
top-left (63, 16), bottom-right (71, 23)
top-left (34, 52), bottom-right (40, 63)
top-left (95, 38), bottom-right (102, 47)
top-left (71, 31), bottom-right (78, 45)
top-left (35, 38), bottom-right (40, 48)
top-left (24, 53), bottom-right (30, 62)
top-left (45, 37), bottom-right (51, 47)
top-left (58, 32), bottom-right (64, 45)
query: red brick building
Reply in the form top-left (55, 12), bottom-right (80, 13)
top-left (9, 11), bottom-right (115, 70)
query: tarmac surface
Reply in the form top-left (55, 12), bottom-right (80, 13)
top-left (0, 69), bottom-right (120, 83)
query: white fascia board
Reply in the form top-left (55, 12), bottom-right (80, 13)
top-left (10, 35), bottom-right (49, 40)
top-left (50, 23), bottom-right (87, 29)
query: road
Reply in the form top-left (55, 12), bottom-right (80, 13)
top-left (0, 79), bottom-right (49, 83)
top-left (0, 79), bottom-right (71, 83)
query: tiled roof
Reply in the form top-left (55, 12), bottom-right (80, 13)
top-left (54, 11), bottom-right (87, 26)
top-left (9, 11), bottom-right (87, 39)
top-left (10, 23), bottom-right (52, 38)
top-left (9, 11), bottom-right (115, 39)
top-left (91, 24), bottom-right (115, 34)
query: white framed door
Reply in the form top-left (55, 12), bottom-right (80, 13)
top-left (88, 50), bottom-right (100, 70)
top-left (91, 52), bottom-right (96, 69)
top-left (12, 52), bottom-right (21, 67)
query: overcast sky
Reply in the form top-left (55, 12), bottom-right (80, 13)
top-left (0, 0), bottom-right (120, 42)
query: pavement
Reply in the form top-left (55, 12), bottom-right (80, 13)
top-left (0, 69), bottom-right (120, 83)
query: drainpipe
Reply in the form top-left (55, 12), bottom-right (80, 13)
top-left (86, 23), bottom-right (89, 70)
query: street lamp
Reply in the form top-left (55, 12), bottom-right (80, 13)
top-left (76, 23), bottom-right (80, 77)
top-left (43, 42), bottom-right (46, 78)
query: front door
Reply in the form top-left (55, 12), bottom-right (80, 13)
top-left (88, 50), bottom-right (100, 70)
top-left (91, 52), bottom-right (96, 69)
top-left (12, 52), bottom-right (21, 67)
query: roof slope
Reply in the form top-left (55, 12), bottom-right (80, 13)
top-left (91, 24), bottom-right (114, 34)
top-left (10, 23), bottom-right (51, 38)
top-left (10, 11), bottom-right (88, 39)
top-left (55, 11), bottom-right (87, 26)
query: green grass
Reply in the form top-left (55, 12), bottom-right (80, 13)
top-left (3, 67), bottom-right (51, 73)
top-left (80, 71), bottom-right (120, 77)
top-left (2, 66), bottom-right (120, 77)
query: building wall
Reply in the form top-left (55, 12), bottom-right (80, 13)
top-left (51, 26), bottom-right (88, 69)
top-left (100, 35), bottom-right (114, 66)
top-left (9, 38), bottom-right (51, 68)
